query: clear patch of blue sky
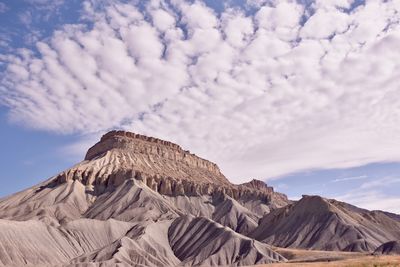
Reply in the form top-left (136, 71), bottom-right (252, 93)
top-left (0, 106), bottom-right (82, 197)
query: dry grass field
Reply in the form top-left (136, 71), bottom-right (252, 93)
top-left (249, 248), bottom-right (400, 267)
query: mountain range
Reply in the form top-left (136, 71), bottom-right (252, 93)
top-left (0, 130), bottom-right (399, 266)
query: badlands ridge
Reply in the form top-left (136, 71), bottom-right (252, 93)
top-left (0, 130), bottom-right (399, 266)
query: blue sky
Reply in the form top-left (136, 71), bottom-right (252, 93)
top-left (0, 0), bottom-right (84, 194)
top-left (0, 0), bottom-right (400, 213)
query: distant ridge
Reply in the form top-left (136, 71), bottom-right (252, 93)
top-left (250, 195), bottom-right (400, 252)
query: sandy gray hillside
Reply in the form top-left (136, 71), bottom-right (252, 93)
top-left (0, 131), bottom-right (289, 266)
top-left (383, 211), bottom-right (400, 222)
top-left (250, 195), bottom-right (400, 252)
top-left (0, 131), bottom-right (399, 266)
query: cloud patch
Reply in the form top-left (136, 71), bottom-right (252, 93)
top-left (2, 0), bottom-right (400, 184)
top-left (335, 176), bottom-right (400, 213)
top-left (331, 175), bottom-right (368, 183)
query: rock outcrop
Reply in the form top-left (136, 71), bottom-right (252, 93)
top-left (241, 179), bottom-right (274, 193)
top-left (54, 131), bottom-right (289, 210)
top-left (83, 130), bottom-right (229, 185)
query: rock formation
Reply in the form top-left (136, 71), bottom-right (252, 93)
top-left (241, 179), bottom-right (274, 193)
top-left (0, 131), bottom-right (289, 266)
top-left (47, 130), bottom-right (289, 224)
top-left (83, 130), bottom-right (230, 186)
top-left (55, 131), bottom-right (287, 207)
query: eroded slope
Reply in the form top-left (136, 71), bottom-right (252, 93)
top-left (251, 195), bottom-right (400, 252)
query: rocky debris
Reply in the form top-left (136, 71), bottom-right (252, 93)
top-left (373, 241), bottom-right (400, 255)
top-left (250, 195), bottom-right (400, 252)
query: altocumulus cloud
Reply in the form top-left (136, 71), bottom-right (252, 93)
top-left (1, 0), bottom-right (400, 183)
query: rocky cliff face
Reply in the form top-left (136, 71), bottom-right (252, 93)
top-left (56, 130), bottom-right (288, 209)
top-left (85, 131), bottom-right (225, 182)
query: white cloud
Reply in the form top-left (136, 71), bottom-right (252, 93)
top-left (331, 175), bottom-right (367, 183)
top-left (179, 1), bottom-right (218, 29)
top-left (2, 0), bottom-right (400, 187)
top-left (333, 175), bottom-right (400, 213)
top-left (150, 9), bottom-right (176, 32)
top-left (300, 9), bottom-right (350, 39)
top-left (256, 3), bottom-right (302, 30)
top-left (313, 0), bottom-right (355, 10)
top-left (360, 176), bottom-right (400, 189)
top-left (221, 10), bottom-right (254, 48)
